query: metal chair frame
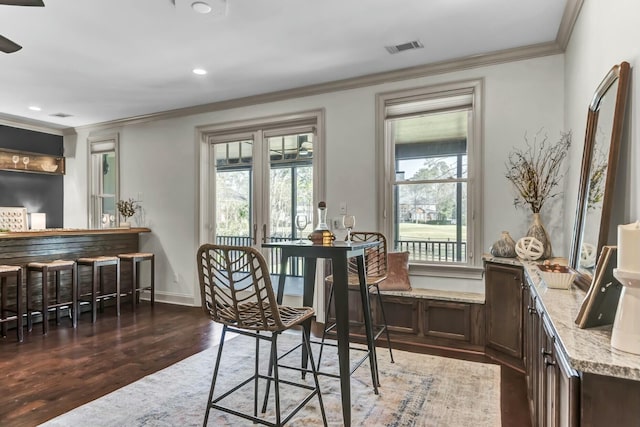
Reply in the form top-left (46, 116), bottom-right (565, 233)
top-left (197, 243), bottom-right (327, 427)
top-left (26, 260), bottom-right (77, 335)
top-left (0, 265), bottom-right (23, 342)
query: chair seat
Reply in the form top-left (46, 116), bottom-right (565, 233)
top-left (217, 301), bottom-right (314, 331)
top-left (118, 252), bottom-right (154, 260)
top-left (77, 256), bottom-right (119, 264)
top-left (0, 265), bottom-right (21, 274)
top-left (325, 273), bottom-right (388, 287)
top-left (27, 260), bottom-right (75, 269)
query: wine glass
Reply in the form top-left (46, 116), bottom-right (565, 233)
top-left (295, 214), bottom-right (308, 244)
top-left (12, 155), bottom-right (19, 168)
top-left (22, 156), bottom-right (30, 170)
top-left (343, 214), bottom-right (356, 243)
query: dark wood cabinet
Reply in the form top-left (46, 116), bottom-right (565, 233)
top-left (524, 277), bottom-right (580, 427)
top-left (485, 262), bottom-right (524, 369)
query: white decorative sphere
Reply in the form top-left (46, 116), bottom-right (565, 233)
top-left (515, 237), bottom-right (544, 261)
top-left (580, 243), bottom-right (597, 268)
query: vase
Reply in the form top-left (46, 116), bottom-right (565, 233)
top-left (490, 231), bottom-right (517, 258)
top-left (120, 221), bottom-right (131, 229)
top-left (527, 213), bottom-right (552, 259)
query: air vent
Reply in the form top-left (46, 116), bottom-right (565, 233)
top-left (49, 112), bottom-right (73, 118)
top-left (385, 40), bottom-right (424, 54)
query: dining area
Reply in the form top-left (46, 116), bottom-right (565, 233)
top-left (196, 203), bottom-right (394, 426)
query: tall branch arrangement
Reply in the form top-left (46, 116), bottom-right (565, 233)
top-left (505, 131), bottom-right (571, 213)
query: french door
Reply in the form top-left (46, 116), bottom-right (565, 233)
top-left (206, 123), bottom-right (318, 276)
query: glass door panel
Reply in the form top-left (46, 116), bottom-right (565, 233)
top-left (266, 133), bottom-right (314, 277)
top-left (212, 139), bottom-right (254, 247)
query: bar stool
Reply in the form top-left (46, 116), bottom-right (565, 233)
top-left (26, 260), bottom-right (77, 335)
top-left (0, 265), bottom-right (23, 342)
top-left (77, 256), bottom-right (120, 323)
top-left (118, 252), bottom-right (154, 310)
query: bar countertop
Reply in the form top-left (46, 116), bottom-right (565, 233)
top-left (0, 227), bottom-right (151, 239)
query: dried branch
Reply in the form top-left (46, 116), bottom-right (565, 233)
top-left (117, 198), bottom-right (139, 220)
top-left (505, 130), bottom-right (571, 213)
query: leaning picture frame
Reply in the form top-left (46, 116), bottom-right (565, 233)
top-left (575, 245), bottom-right (622, 328)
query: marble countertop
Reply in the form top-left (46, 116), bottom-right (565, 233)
top-left (484, 255), bottom-right (640, 381)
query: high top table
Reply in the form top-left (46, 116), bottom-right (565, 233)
top-left (262, 240), bottom-right (379, 427)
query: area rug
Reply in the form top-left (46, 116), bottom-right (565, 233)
top-left (41, 333), bottom-right (501, 426)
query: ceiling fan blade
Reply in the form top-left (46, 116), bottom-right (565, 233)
top-left (0, 34), bottom-right (22, 53)
top-left (0, 0), bottom-right (44, 6)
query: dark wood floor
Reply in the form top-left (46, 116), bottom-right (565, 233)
top-left (0, 302), bottom-right (530, 426)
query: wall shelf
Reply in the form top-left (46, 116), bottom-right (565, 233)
top-left (0, 148), bottom-right (65, 175)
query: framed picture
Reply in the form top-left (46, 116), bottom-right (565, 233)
top-left (575, 245), bottom-right (622, 328)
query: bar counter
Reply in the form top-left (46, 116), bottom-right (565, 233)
top-left (0, 228), bottom-right (151, 310)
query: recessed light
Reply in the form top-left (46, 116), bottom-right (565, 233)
top-left (28, 105), bottom-right (41, 111)
top-left (193, 68), bottom-right (207, 75)
top-left (191, 1), bottom-right (212, 14)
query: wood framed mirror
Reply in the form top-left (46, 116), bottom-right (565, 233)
top-left (569, 61), bottom-right (630, 290)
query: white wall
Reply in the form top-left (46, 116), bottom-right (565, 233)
top-left (563, 0), bottom-right (640, 255)
top-left (64, 54), bottom-right (565, 305)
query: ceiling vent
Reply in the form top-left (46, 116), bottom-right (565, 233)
top-left (385, 40), bottom-right (424, 54)
top-left (49, 112), bottom-right (73, 118)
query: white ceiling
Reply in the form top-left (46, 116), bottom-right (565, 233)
top-left (0, 0), bottom-right (571, 129)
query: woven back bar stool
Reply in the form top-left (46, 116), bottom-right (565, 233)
top-left (197, 244), bottom-right (327, 427)
top-left (118, 252), bottom-right (154, 310)
top-left (77, 256), bottom-right (120, 323)
top-left (26, 260), bottom-right (77, 335)
top-left (0, 265), bottom-right (23, 342)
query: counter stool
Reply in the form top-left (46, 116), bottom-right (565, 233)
top-left (26, 260), bottom-right (77, 335)
top-left (118, 252), bottom-right (154, 310)
top-left (77, 256), bottom-right (120, 323)
top-left (0, 265), bottom-right (23, 342)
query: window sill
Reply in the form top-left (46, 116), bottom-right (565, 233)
top-left (408, 263), bottom-right (485, 280)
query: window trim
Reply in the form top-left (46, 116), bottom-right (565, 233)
top-left (376, 79), bottom-right (484, 278)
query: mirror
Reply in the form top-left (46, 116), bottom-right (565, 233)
top-left (570, 62), bottom-right (630, 289)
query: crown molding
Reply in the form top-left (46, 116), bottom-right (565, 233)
top-left (76, 40), bottom-right (563, 133)
top-left (557, 0), bottom-right (584, 50)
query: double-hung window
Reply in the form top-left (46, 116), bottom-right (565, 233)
top-left (377, 80), bottom-right (483, 276)
top-left (88, 134), bottom-right (119, 228)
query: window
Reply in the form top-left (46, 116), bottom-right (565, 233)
top-left (377, 80), bottom-right (483, 275)
top-left (88, 134), bottom-right (119, 228)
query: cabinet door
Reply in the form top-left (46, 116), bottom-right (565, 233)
top-left (524, 284), bottom-right (540, 425)
top-left (485, 262), bottom-right (524, 358)
top-left (541, 315), bottom-right (557, 427)
top-left (553, 338), bottom-right (579, 427)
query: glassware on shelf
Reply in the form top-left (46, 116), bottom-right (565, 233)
top-left (294, 214), bottom-right (308, 244)
top-left (12, 155), bottom-right (19, 168)
top-left (343, 214), bottom-right (356, 243)
top-left (22, 156), bottom-right (30, 170)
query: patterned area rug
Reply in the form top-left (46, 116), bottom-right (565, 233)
top-left (42, 333), bottom-right (501, 426)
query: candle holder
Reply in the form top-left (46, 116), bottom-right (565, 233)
top-left (611, 268), bottom-right (640, 355)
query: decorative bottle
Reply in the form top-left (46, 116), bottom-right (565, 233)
top-left (308, 201), bottom-right (335, 245)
